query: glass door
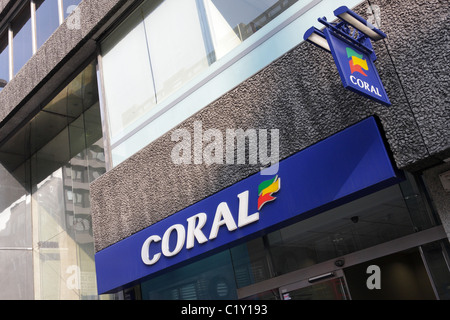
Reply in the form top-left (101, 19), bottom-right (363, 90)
top-left (279, 270), bottom-right (350, 300)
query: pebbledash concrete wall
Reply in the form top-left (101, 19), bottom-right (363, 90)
top-left (89, 0), bottom-right (450, 253)
top-left (0, 1), bottom-right (448, 253)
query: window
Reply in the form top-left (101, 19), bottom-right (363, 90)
top-left (0, 32), bottom-right (8, 88)
top-left (35, 0), bottom-right (60, 49)
top-left (72, 167), bottom-right (85, 182)
top-left (12, 3), bottom-right (33, 76)
top-left (101, 0), bottom-right (210, 139)
top-left (66, 189), bottom-right (73, 201)
top-left (0, 0), bottom-right (80, 83)
top-left (141, 250), bottom-right (238, 300)
top-left (203, 0), bottom-right (298, 60)
top-left (101, 6), bottom-right (157, 139)
top-left (143, 0), bottom-right (210, 103)
top-left (0, 61), bottom-right (107, 299)
top-left (100, 0), bottom-right (311, 165)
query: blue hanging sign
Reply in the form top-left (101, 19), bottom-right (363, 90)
top-left (303, 6), bottom-right (391, 106)
top-left (95, 117), bottom-right (401, 294)
top-left (323, 28), bottom-right (391, 106)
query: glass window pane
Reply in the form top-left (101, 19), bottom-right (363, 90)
top-left (0, 163), bottom-right (31, 248)
top-left (101, 7), bottom-right (157, 139)
top-left (101, 0), bottom-right (306, 162)
top-left (0, 250), bottom-right (33, 299)
top-left (35, 0), bottom-right (60, 49)
top-left (203, 0), bottom-right (298, 60)
top-left (265, 184), bottom-right (417, 277)
top-left (0, 32), bottom-right (9, 87)
top-left (12, 3), bottom-right (33, 75)
top-left (63, 0), bottom-right (82, 19)
top-left (230, 238), bottom-right (272, 288)
top-left (0, 60), bottom-right (105, 299)
top-left (141, 250), bottom-right (238, 300)
top-left (143, 0), bottom-right (209, 103)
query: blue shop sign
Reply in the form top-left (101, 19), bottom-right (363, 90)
top-left (95, 117), bottom-right (401, 294)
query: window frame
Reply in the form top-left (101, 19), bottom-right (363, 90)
top-left (11, 1), bottom-right (33, 75)
top-left (0, 0), bottom-right (81, 84)
top-left (0, 29), bottom-right (9, 85)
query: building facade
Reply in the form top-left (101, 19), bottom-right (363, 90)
top-left (0, 0), bottom-right (449, 300)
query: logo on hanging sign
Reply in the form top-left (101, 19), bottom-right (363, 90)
top-left (347, 47), bottom-right (368, 77)
top-left (323, 28), bottom-right (391, 106)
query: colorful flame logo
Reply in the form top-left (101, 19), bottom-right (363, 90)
top-left (258, 176), bottom-right (281, 211)
top-left (347, 47), bottom-right (368, 77)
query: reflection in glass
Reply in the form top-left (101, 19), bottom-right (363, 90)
top-left (101, 6), bottom-right (157, 138)
top-left (101, 0), bottom-right (300, 142)
top-left (12, 3), bottom-right (33, 75)
top-left (35, 0), bottom-right (60, 49)
top-left (30, 63), bottom-right (105, 299)
top-left (0, 250), bottom-right (33, 299)
top-left (203, 0), bottom-right (298, 60)
top-left (0, 61), bottom-right (106, 299)
top-left (0, 165), bottom-right (31, 248)
top-left (143, 0), bottom-right (209, 103)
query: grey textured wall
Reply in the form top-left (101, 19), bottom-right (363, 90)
top-left (90, 0), bottom-right (450, 252)
top-left (379, 0), bottom-right (450, 162)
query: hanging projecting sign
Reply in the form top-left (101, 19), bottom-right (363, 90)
top-left (95, 117), bottom-right (401, 294)
top-left (323, 28), bottom-right (391, 106)
top-left (304, 6), bottom-right (391, 106)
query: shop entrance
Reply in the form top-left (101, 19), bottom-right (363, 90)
top-left (279, 269), bottom-right (350, 300)
top-left (343, 248), bottom-right (437, 300)
top-left (277, 248), bottom-right (438, 300)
